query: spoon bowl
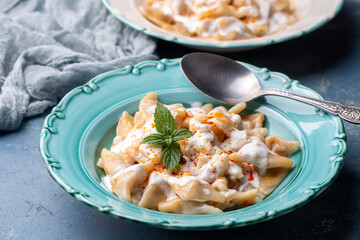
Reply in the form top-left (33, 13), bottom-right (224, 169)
top-left (181, 53), bottom-right (261, 105)
top-left (180, 52), bottom-right (360, 124)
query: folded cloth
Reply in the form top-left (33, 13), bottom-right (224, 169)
top-left (0, 0), bottom-right (157, 131)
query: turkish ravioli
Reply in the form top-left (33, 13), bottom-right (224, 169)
top-left (139, 0), bottom-right (297, 41)
top-left (97, 92), bottom-right (300, 214)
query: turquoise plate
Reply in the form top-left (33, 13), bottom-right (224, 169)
top-left (40, 59), bottom-right (346, 230)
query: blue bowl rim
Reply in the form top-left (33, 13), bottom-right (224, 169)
top-left (39, 58), bottom-right (347, 230)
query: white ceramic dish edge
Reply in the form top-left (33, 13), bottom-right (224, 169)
top-left (102, 0), bottom-right (344, 51)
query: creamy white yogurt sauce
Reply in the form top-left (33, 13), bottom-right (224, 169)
top-left (103, 104), bottom-right (274, 202)
top-left (239, 138), bottom-right (271, 175)
top-left (97, 92), bottom-right (299, 214)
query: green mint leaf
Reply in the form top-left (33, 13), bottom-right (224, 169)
top-left (172, 129), bottom-right (194, 142)
top-left (161, 142), bottom-right (181, 171)
top-left (141, 103), bottom-right (191, 170)
top-left (141, 133), bottom-right (166, 145)
top-left (154, 103), bottom-right (177, 134)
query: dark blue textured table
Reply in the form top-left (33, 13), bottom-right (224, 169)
top-left (1, 1), bottom-right (360, 239)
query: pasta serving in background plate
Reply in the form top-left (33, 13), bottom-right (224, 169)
top-left (97, 92), bottom-right (300, 214)
top-left (139, 0), bottom-right (298, 41)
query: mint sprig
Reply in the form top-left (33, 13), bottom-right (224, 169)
top-left (141, 103), bottom-right (194, 170)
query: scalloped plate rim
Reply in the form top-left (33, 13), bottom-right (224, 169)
top-left (40, 58), bottom-right (347, 230)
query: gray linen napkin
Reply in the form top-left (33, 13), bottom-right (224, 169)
top-left (0, 0), bottom-right (157, 131)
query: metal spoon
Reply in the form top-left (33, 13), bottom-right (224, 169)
top-left (180, 52), bottom-right (360, 124)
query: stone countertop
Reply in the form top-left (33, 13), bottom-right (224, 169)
top-left (1, 0), bottom-right (360, 239)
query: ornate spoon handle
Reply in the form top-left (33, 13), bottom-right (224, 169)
top-left (259, 88), bottom-right (360, 124)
